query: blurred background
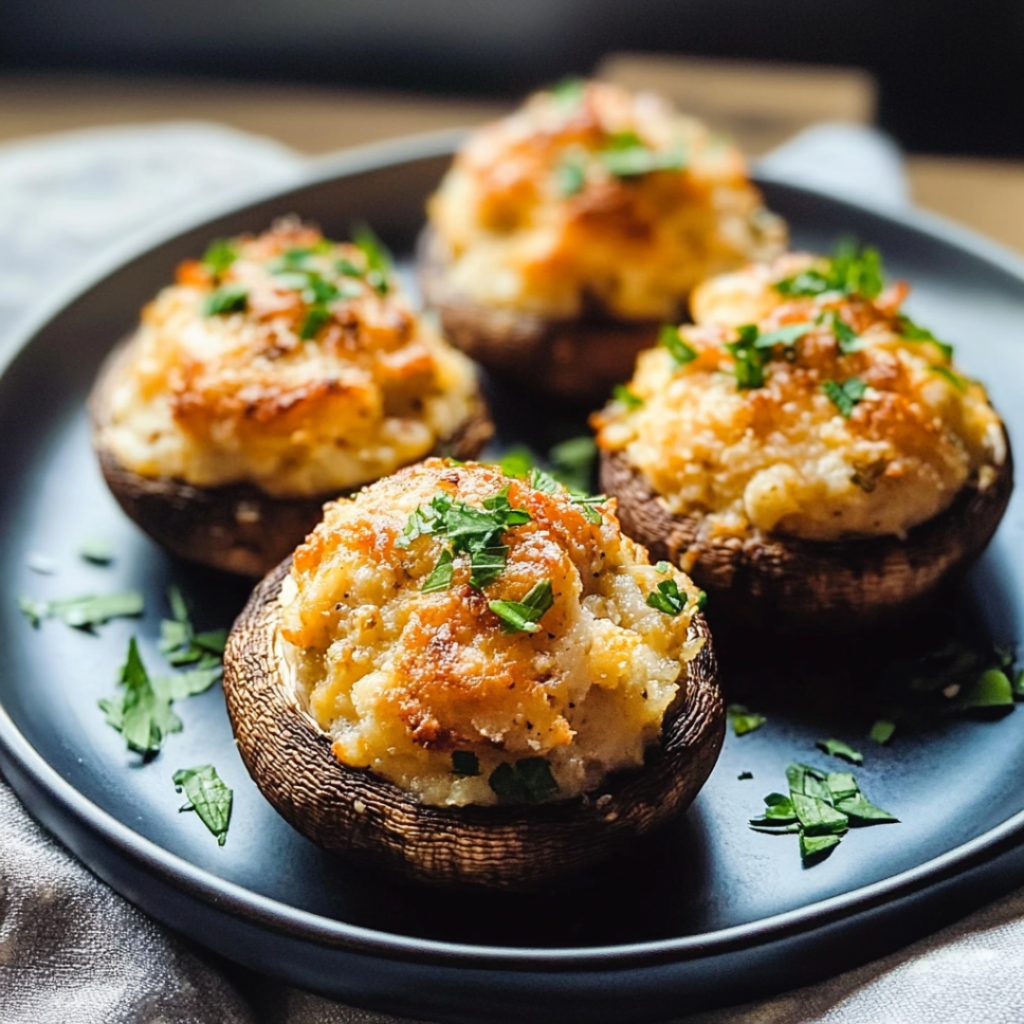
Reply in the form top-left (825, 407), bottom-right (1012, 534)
top-left (2, 0), bottom-right (1020, 155)
top-left (0, 0), bottom-right (1022, 246)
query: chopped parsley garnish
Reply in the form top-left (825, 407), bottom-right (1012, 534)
top-left (549, 436), bottom-right (598, 493)
top-left (468, 546), bottom-right (509, 588)
top-left (488, 757), bottom-right (559, 803)
top-left (753, 321), bottom-right (816, 350)
top-left (556, 155), bottom-right (587, 197)
top-left (352, 222), bottom-right (392, 294)
top-left (152, 665), bottom-right (222, 703)
top-left (495, 445), bottom-right (537, 478)
top-left (646, 578), bottom-right (689, 616)
top-left (751, 762), bottom-right (897, 863)
top-left (99, 637), bottom-right (182, 756)
top-left (599, 131), bottom-right (686, 178)
top-left (528, 466), bottom-right (560, 493)
top-left (612, 384), bottom-right (644, 410)
top-left (201, 239), bottom-right (237, 278)
top-left (489, 580), bottom-right (554, 634)
top-left (816, 738), bottom-right (864, 765)
top-left (930, 365), bottom-right (969, 392)
top-left (79, 538), bottom-right (114, 565)
top-left (655, 561), bottom-right (672, 574)
top-left (335, 257), bottom-right (363, 277)
top-left (202, 283), bottom-right (248, 316)
top-left (421, 549), bottom-right (455, 593)
top-left (401, 487), bottom-right (531, 595)
top-left (897, 316), bottom-right (954, 360)
top-left (869, 719), bottom-right (896, 744)
top-left (451, 750), bottom-right (481, 777)
top-left (299, 305), bottom-right (331, 340)
top-left (549, 76), bottom-right (586, 108)
top-left (159, 586), bottom-right (228, 667)
top-left (818, 309), bottom-right (861, 353)
top-left (774, 240), bottom-right (884, 300)
top-left (18, 591), bottom-right (144, 630)
top-left (727, 704), bottom-right (767, 736)
top-left (727, 325), bottom-right (766, 390)
top-left (822, 377), bottom-right (867, 417)
top-left (173, 765), bottom-right (233, 846)
top-left (877, 639), bottom-right (1022, 729)
top-left (659, 324), bottom-right (698, 368)
top-left (568, 493), bottom-right (607, 525)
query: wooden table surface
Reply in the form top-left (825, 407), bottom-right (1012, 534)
top-left (1, 57), bottom-right (1022, 255)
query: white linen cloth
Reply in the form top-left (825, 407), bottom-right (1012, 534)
top-left (1, 119), bottom-right (1020, 1024)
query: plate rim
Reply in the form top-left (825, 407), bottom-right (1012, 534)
top-left (3, 130), bottom-right (1024, 973)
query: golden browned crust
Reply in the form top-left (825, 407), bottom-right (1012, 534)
top-left (600, 442), bottom-right (1014, 632)
top-left (223, 558), bottom-right (723, 889)
top-left (417, 224), bottom-right (659, 403)
top-left (90, 341), bottom-right (493, 576)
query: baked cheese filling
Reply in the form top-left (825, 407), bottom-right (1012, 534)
top-left (428, 79), bottom-right (786, 321)
top-left (98, 221), bottom-right (480, 498)
top-left (278, 459), bottom-right (705, 807)
top-left (594, 249), bottom-right (1006, 543)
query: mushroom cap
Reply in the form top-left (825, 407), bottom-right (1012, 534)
top-left (223, 558), bottom-right (724, 889)
top-left (417, 224), bottom-right (659, 404)
top-left (600, 440), bottom-right (1014, 632)
top-left (90, 341), bottom-right (494, 576)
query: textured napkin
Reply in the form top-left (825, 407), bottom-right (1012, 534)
top-left (1, 119), bottom-right (1020, 1024)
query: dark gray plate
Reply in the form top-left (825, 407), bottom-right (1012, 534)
top-left (3, 133), bottom-right (1024, 1024)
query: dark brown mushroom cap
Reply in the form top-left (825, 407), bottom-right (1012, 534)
top-left (417, 225), bottom-right (662, 404)
top-left (89, 341), bottom-right (494, 577)
top-left (223, 558), bottom-right (724, 890)
top-left (600, 439), bottom-right (1014, 633)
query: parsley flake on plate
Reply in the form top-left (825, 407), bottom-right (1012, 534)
top-left (18, 591), bottom-right (144, 630)
top-left (159, 586), bottom-right (227, 667)
top-left (727, 704), bottom-right (767, 736)
top-left (816, 738), bottom-right (864, 765)
top-left (869, 719), bottom-right (897, 744)
top-left (751, 762), bottom-right (897, 863)
top-left (173, 765), bottom-right (233, 846)
top-left (99, 637), bottom-right (182, 756)
top-left (79, 538), bottom-right (115, 565)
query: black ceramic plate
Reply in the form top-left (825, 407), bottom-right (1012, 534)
top-left (3, 133), bottom-right (1024, 1024)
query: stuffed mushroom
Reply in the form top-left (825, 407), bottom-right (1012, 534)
top-left (223, 458), bottom-right (722, 888)
top-left (418, 78), bottom-right (786, 402)
top-left (593, 246), bottom-right (1013, 630)
top-left (91, 221), bottom-right (491, 575)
